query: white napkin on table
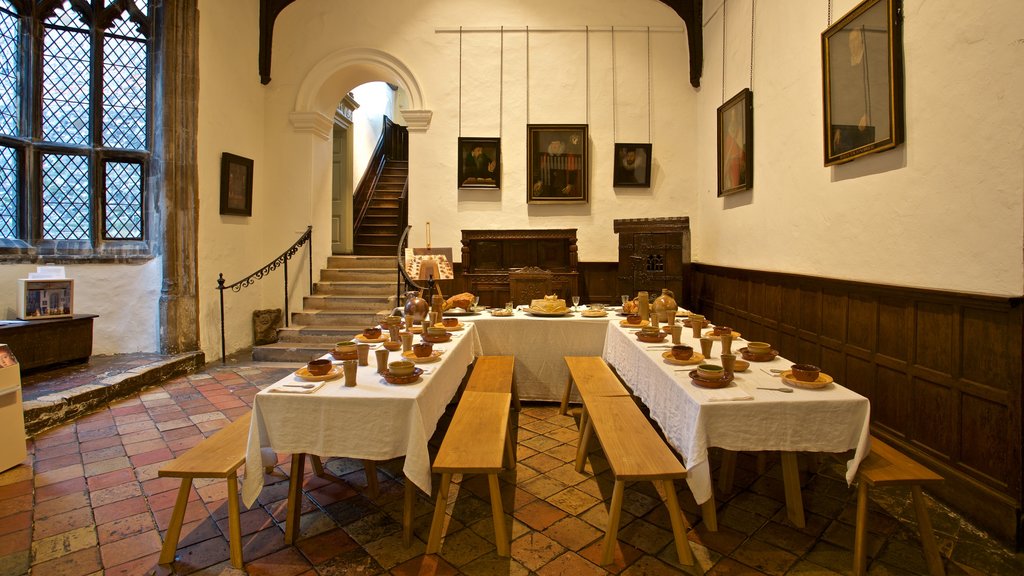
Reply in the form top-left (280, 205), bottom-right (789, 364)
top-left (696, 385), bottom-right (753, 402)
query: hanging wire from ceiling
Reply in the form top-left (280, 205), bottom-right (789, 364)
top-left (585, 26), bottom-right (591, 126)
top-left (749, 0), bottom-right (756, 89)
top-left (611, 26), bottom-right (617, 142)
top-left (526, 26), bottom-right (530, 124)
top-left (499, 26), bottom-right (504, 138)
top-left (458, 26), bottom-right (463, 138)
top-left (721, 0), bottom-right (727, 103)
top-left (647, 26), bottom-right (653, 143)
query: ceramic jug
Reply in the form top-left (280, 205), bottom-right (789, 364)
top-left (403, 291), bottom-right (429, 324)
top-left (653, 289), bottom-right (678, 322)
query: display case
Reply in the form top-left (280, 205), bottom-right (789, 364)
top-left (461, 229), bottom-right (579, 307)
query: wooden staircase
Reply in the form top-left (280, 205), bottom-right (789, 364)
top-left (354, 159), bottom-right (407, 256)
top-left (251, 255), bottom-right (397, 362)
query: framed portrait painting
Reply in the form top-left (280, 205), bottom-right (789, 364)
top-left (822, 0), bottom-right (904, 166)
top-left (612, 143), bottom-right (652, 188)
top-left (220, 152), bottom-right (253, 216)
top-left (458, 137), bottom-right (500, 189)
top-left (527, 124), bottom-right (588, 204)
top-left (717, 88), bottom-right (754, 196)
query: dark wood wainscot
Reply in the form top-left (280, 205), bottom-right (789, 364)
top-left (690, 264), bottom-right (1023, 547)
top-left (461, 229), bottom-right (579, 307)
top-left (0, 314), bottom-right (98, 372)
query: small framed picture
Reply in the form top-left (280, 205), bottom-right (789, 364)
top-left (220, 152), bottom-right (253, 216)
top-left (821, 0), bottom-right (904, 166)
top-left (458, 137), bottom-right (501, 189)
top-left (18, 279), bottom-right (74, 320)
top-left (612, 143), bottom-right (652, 187)
top-left (717, 88), bottom-right (754, 196)
top-left (527, 124), bottom-right (588, 204)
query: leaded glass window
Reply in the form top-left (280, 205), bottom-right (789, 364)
top-left (104, 161), bottom-right (142, 239)
top-left (103, 13), bottom-right (147, 149)
top-left (0, 146), bottom-right (16, 238)
top-left (42, 5), bottom-right (91, 146)
top-left (0, 2), bottom-right (18, 136)
top-left (1, 0), bottom-right (153, 256)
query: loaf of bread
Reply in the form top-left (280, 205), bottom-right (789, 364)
top-left (445, 292), bottom-right (475, 311)
top-left (529, 294), bottom-right (568, 313)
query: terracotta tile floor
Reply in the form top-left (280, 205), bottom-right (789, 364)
top-left (3, 358), bottom-right (1023, 575)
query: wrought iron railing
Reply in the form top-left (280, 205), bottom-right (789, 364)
top-left (396, 224), bottom-right (427, 302)
top-left (216, 226), bottom-right (313, 363)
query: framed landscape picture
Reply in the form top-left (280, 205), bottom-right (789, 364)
top-left (612, 143), bottom-right (652, 188)
top-left (717, 88), bottom-right (754, 196)
top-left (527, 124), bottom-right (588, 204)
top-left (458, 137), bottom-right (500, 189)
top-left (220, 152), bottom-right (254, 216)
top-left (821, 0), bottom-right (904, 166)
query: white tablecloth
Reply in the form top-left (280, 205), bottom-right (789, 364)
top-left (242, 324), bottom-right (482, 507)
top-left (471, 309), bottom-right (614, 401)
top-left (602, 322), bottom-right (871, 505)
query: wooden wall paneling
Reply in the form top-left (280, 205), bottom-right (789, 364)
top-left (847, 294), bottom-right (877, 353)
top-left (689, 263), bottom-right (1024, 546)
top-left (915, 302), bottom-right (956, 378)
top-left (960, 395), bottom-right (1011, 487)
top-left (878, 296), bottom-right (911, 363)
top-left (910, 375), bottom-right (956, 459)
top-left (578, 262), bottom-right (619, 305)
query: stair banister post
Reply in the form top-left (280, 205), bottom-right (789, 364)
top-left (283, 258), bottom-right (289, 328)
top-left (218, 273), bottom-right (226, 364)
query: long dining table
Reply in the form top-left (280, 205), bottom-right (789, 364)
top-left (601, 319), bottom-right (871, 529)
top-left (469, 307), bottom-right (612, 401)
top-left (241, 322), bottom-right (482, 538)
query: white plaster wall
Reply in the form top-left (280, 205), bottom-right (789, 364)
top-left (0, 261), bottom-right (160, 354)
top-left (352, 82), bottom-right (397, 188)
top-left (262, 0), bottom-right (697, 273)
top-left (695, 0), bottom-right (1024, 296)
top-left (196, 0), bottom-right (278, 360)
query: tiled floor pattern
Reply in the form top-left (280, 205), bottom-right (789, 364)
top-left (3, 361), bottom-right (1023, 575)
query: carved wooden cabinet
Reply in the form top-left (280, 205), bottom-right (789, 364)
top-left (461, 229), bottom-right (579, 307)
top-left (614, 218), bottom-right (690, 303)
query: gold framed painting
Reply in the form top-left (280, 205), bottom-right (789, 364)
top-left (822, 0), bottom-right (904, 166)
top-left (717, 89), bottom-right (754, 196)
top-left (527, 124), bottom-right (588, 204)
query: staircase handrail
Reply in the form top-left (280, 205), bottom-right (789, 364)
top-left (353, 116), bottom-right (408, 233)
top-left (216, 226), bottom-right (313, 363)
top-left (396, 224), bottom-right (427, 302)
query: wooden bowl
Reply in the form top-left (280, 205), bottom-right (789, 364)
top-left (412, 342), bottom-right (433, 358)
top-left (306, 359), bottom-right (332, 376)
top-left (671, 345), bottom-right (694, 360)
top-left (382, 340), bottom-right (402, 351)
top-left (696, 364), bottom-right (725, 380)
top-left (790, 364), bottom-right (821, 382)
top-left (712, 325), bottom-right (733, 336)
top-left (388, 360), bottom-right (415, 377)
top-left (441, 317), bottom-right (459, 328)
top-left (746, 341), bottom-right (772, 355)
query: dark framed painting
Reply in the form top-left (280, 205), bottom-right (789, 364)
top-left (821, 0), bottom-right (904, 166)
top-left (220, 152), bottom-right (253, 216)
top-left (612, 143), bottom-right (652, 188)
top-left (717, 88), bottom-right (754, 196)
top-left (458, 137), bottom-right (500, 189)
top-left (527, 124), bottom-right (588, 204)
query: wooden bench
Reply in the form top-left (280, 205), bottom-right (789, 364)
top-left (466, 355), bottom-right (520, 410)
top-left (854, 437), bottom-right (945, 576)
top-left (575, 395), bottom-right (695, 567)
top-left (426, 391), bottom-right (514, 557)
top-left (158, 412), bottom-right (252, 569)
top-left (561, 356), bottom-right (630, 419)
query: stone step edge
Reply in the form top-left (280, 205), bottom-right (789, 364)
top-left (23, 351), bottom-right (206, 437)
